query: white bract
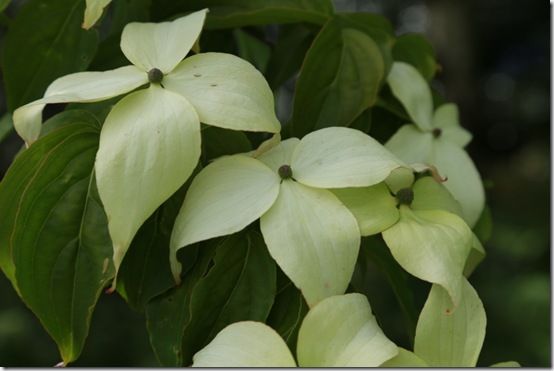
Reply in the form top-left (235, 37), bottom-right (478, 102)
top-left (333, 175), bottom-right (473, 306)
top-left (13, 9), bottom-right (280, 280)
top-left (83, 0), bottom-right (112, 29)
top-left (385, 62), bottom-right (485, 227)
top-left (192, 293), bottom-right (399, 367)
top-left (382, 278), bottom-right (520, 367)
top-left (170, 127), bottom-right (406, 307)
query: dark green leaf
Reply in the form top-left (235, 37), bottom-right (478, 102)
top-left (267, 278), bottom-right (308, 349)
top-left (291, 16), bottom-right (386, 137)
top-left (0, 0), bottom-right (10, 13)
top-left (180, 231), bottom-right (276, 365)
top-left (0, 114), bottom-right (113, 364)
top-left (146, 231), bottom-right (276, 366)
top-left (354, 237), bottom-right (419, 344)
top-left (392, 33), bottom-right (438, 81)
top-left (146, 244), bottom-right (215, 366)
top-left (0, 113), bottom-right (13, 143)
top-left (116, 167), bottom-right (200, 312)
top-left (233, 28), bottom-right (271, 73)
top-left (3, 0), bottom-right (99, 111)
top-left (266, 23), bottom-right (316, 89)
top-left (152, 0), bottom-right (334, 28)
top-left (201, 126), bottom-right (252, 162)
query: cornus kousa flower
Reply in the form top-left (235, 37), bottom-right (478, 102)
top-left (385, 61), bottom-right (485, 227)
top-left (191, 293), bottom-right (399, 367)
top-left (383, 278), bottom-right (519, 367)
top-left (170, 127), bottom-right (407, 307)
top-left (13, 9), bottom-right (280, 279)
top-left (333, 172), bottom-right (476, 305)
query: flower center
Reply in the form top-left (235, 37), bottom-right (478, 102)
top-left (148, 68), bottom-right (164, 84)
top-left (396, 187), bottom-right (414, 206)
top-left (432, 128), bottom-right (442, 138)
top-left (278, 165), bottom-right (293, 179)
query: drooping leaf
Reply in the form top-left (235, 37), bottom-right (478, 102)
top-left (414, 279), bottom-right (486, 367)
top-left (146, 244), bottom-right (215, 366)
top-left (291, 127), bottom-right (404, 189)
top-left (82, 0), bottom-right (112, 29)
top-left (392, 33), bottom-right (437, 81)
top-left (296, 293), bottom-right (398, 366)
top-left (152, 0), bottom-right (334, 29)
top-left (120, 9), bottom-right (207, 73)
top-left (192, 321), bottom-right (297, 367)
top-left (382, 207), bottom-right (472, 306)
top-left (291, 16), bottom-right (385, 137)
top-left (95, 85), bottom-right (201, 279)
top-left (0, 115), bottom-right (113, 364)
top-left (0, 113), bottom-right (14, 144)
top-left (180, 231), bottom-right (276, 365)
top-left (266, 279), bottom-right (309, 349)
top-left (13, 66), bottom-right (147, 146)
top-left (170, 155), bottom-right (280, 282)
top-left (164, 52), bottom-right (281, 133)
top-left (260, 180), bottom-right (360, 307)
top-left (3, 0), bottom-right (99, 111)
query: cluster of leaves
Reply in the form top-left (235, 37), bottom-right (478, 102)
top-left (0, 0), bottom-right (517, 367)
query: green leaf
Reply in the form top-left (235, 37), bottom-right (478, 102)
top-left (392, 34), bottom-right (437, 81)
top-left (473, 205), bottom-right (493, 243)
top-left (180, 231), bottom-right (276, 365)
top-left (291, 16), bottom-right (386, 137)
top-left (146, 244), bottom-right (216, 366)
top-left (414, 279), bottom-right (486, 367)
top-left (153, 0), bottom-right (334, 29)
top-left (0, 115), bottom-right (113, 364)
top-left (266, 280), bottom-right (309, 349)
top-left (3, 0), bottom-right (99, 111)
top-left (266, 24), bottom-right (316, 89)
top-left (0, 0), bottom-right (10, 12)
top-left (491, 361), bottom-right (521, 367)
top-left (233, 28), bottom-right (271, 74)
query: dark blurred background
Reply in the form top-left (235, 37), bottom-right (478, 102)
top-left (0, 0), bottom-right (550, 366)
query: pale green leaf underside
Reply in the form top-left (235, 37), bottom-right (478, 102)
top-left (121, 9), bottom-right (207, 73)
top-left (297, 293), bottom-right (398, 367)
top-left (260, 180), bottom-right (360, 307)
top-left (83, 0), bottom-right (112, 29)
top-left (170, 155), bottom-right (280, 282)
top-left (381, 347), bottom-right (428, 367)
top-left (13, 65), bottom-right (147, 145)
top-left (414, 279), bottom-right (486, 367)
top-left (95, 85), bottom-right (201, 276)
top-left (382, 207), bottom-right (472, 305)
top-left (411, 176), bottom-right (464, 218)
top-left (387, 61), bottom-right (433, 131)
top-left (332, 183), bottom-right (399, 236)
top-left (433, 103), bottom-right (472, 147)
top-left (292, 127), bottom-right (404, 189)
top-left (165, 52), bottom-right (280, 133)
top-left (192, 321), bottom-right (296, 367)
